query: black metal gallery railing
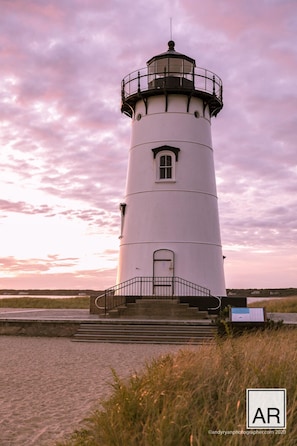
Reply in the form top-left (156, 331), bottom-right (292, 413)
top-left (95, 276), bottom-right (221, 315)
top-left (121, 66), bottom-right (223, 105)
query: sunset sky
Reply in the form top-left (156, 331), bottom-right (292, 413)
top-left (1, 0), bottom-right (296, 291)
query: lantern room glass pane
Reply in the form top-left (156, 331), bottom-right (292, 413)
top-left (183, 59), bottom-right (193, 74)
top-left (169, 58), bottom-right (183, 76)
top-left (155, 57), bottom-right (169, 74)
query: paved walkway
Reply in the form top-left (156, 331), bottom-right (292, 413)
top-left (0, 308), bottom-right (95, 321)
top-left (0, 308), bottom-right (296, 324)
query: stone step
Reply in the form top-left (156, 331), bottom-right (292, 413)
top-left (104, 299), bottom-right (209, 320)
top-left (75, 328), bottom-right (216, 336)
top-left (73, 321), bottom-right (217, 344)
top-left (77, 323), bottom-right (215, 332)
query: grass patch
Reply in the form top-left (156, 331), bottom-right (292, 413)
top-left (0, 297), bottom-right (90, 309)
top-left (56, 329), bottom-right (297, 445)
top-left (249, 296), bottom-right (297, 313)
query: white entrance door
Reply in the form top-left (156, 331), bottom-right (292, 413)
top-left (153, 249), bottom-right (174, 296)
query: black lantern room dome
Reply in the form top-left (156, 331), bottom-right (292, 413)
top-left (147, 40), bottom-right (195, 65)
top-left (121, 41), bottom-right (223, 118)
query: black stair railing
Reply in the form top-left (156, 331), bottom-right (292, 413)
top-left (95, 277), bottom-right (221, 315)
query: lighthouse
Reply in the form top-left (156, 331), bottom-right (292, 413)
top-left (117, 41), bottom-right (226, 297)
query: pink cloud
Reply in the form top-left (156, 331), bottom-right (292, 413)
top-left (0, 263), bottom-right (117, 290)
top-left (0, 0), bottom-right (296, 289)
top-left (0, 255), bottom-right (78, 273)
top-left (0, 200), bottom-right (52, 215)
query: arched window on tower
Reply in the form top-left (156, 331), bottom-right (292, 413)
top-left (152, 145), bottom-right (180, 182)
top-left (159, 153), bottom-right (173, 179)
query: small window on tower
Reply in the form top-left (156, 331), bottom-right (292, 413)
top-left (156, 151), bottom-right (176, 182)
top-left (152, 146), bottom-right (179, 182)
top-left (160, 154), bottom-right (172, 179)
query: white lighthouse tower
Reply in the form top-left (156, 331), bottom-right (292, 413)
top-left (117, 41), bottom-right (226, 297)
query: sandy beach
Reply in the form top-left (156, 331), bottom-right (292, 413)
top-left (0, 336), bottom-right (187, 446)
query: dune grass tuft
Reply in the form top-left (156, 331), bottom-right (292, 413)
top-left (56, 329), bottom-right (297, 446)
top-left (249, 297), bottom-right (297, 313)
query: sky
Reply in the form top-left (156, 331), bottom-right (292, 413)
top-left (0, 0), bottom-right (296, 291)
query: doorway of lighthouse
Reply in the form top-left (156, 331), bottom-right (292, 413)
top-left (153, 249), bottom-right (175, 296)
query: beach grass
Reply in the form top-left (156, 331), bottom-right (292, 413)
top-left (0, 297), bottom-right (90, 309)
top-left (249, 296), bottom-right (297, 313)
top-left (56, 328), bottom-right (297, 446)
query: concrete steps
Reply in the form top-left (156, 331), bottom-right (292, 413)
top-left (72, 320), bottom-right (217, 344)
top-left (104, 298), bottom-right (209, 320)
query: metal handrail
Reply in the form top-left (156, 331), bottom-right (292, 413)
top-left (121, 66), bottom-right (223, 104)
top-left (95, 276), bottom-right (221, 315)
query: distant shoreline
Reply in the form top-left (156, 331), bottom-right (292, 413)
top-left (0, 289), bottom-right (102, 297)
top-left (0, 295), bottom-right (88, 299)
top-left (1, 288), bottom-right (296, 297)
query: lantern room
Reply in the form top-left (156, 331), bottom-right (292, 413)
top-left (147, 40), bottom-right (195, 89)
top-left (121, 41), bottom-right (223, 118)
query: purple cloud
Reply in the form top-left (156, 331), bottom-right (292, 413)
top-left (0, 0), bottom-right (296, 289)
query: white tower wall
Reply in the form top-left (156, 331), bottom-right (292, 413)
top-left (117, 94), bottom-right (226, 296)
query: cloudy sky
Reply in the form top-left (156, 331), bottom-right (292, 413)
top-left (0, 0), bottom-right (296, 291)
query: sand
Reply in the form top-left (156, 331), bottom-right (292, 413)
top-left (0, 336), bottom-right (185, 446)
